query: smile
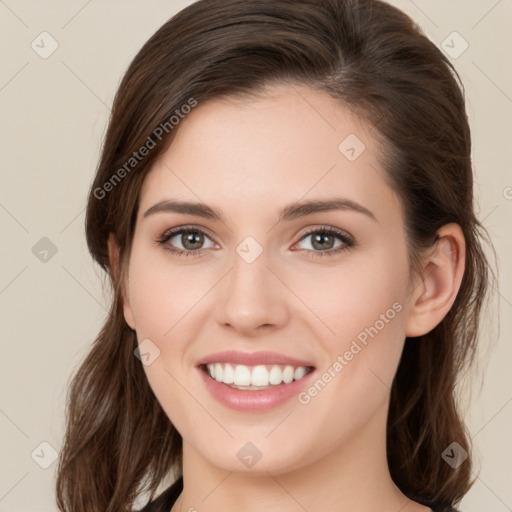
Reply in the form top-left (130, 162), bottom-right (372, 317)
top-left (196, 351), bottom-right (317, 411)
top-left (203, 363), bottom-right (313, 389)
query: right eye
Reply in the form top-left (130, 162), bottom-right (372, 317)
top-left (155, 226), bottom-right (217, 257)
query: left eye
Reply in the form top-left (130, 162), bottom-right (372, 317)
top-left (293, 227), bottom-right (354, 255)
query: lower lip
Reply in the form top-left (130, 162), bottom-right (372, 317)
top-left (197, 366), bottom-right (316, 412)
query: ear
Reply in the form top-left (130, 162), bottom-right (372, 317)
top-left (405, 223), bottom-right (466, 337)
top-left (107, 233), bottom-right (136, 330)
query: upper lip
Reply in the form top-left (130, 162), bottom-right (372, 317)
top-left (196, 350), bottom-right (315, 368)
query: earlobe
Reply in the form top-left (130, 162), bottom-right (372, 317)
top-left (123, 297), bottom-right (136, 331)
top-left (107, 234), bottom-right (136, 330)
top-left (405, 224), bottom-right (466, 337)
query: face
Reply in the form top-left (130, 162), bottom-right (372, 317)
top-left (122, 84), bottom-right (418, 475)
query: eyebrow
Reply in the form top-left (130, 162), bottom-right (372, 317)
top-left (143, 198), bottom-right (377, 223)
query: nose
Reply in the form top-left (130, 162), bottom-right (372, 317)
top-left (215, 246), bottom-right (290, 336)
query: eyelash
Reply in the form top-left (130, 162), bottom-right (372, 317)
top-left (155, 225), bottom-right (355, 259)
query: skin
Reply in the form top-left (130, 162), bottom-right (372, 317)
top-left (109, 84), bottom-right (465, 512)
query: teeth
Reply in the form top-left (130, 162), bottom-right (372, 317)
top-left (251, 365), bottom-right (268, 386)
top-left (222, 363), bottom-right (234, 384)
top-left (205, 363), bottom-right (311, 388)
top-left (294, 366), bottom-right (307, 380)
top-left (234, 364), bottom-right (251, 386)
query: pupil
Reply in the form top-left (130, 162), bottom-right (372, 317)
top-left (183, 231), bottom-right (203, 250)
top-left (313, 233), bottom-right (333, 250)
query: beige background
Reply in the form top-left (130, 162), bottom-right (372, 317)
top-left (0, 1), bottom-right (511, 510)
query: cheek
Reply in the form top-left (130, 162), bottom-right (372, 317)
top-left (126, 248), bottom-right (214, 339)
top-left (127, 248), bottom-right (206, 432)
top-left (291, 244), bottom-right (409, 351)
top-left (289, 282), bottom-right (406, 460)
top-left (300, 244), bottom-right (409, 403)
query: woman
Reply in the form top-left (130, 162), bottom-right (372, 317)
top-left (56, 0), bottom-right (494, 511)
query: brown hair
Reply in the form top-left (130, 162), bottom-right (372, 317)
top-left (56, 0), bottom-right (495, 510)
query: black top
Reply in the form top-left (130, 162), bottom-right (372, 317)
top-left (137, 477), bottom-right (459, 512)
top-left (138, 477), bottom-right (182, 512)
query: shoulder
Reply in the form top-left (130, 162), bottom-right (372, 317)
top-left (134, 476), bottom-right (183, 512)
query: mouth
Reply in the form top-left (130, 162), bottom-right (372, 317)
top-left (199, 362), bottom-right (315, 390)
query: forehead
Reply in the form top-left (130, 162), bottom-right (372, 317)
top-left (138, 84), bottom-right (401, 226)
